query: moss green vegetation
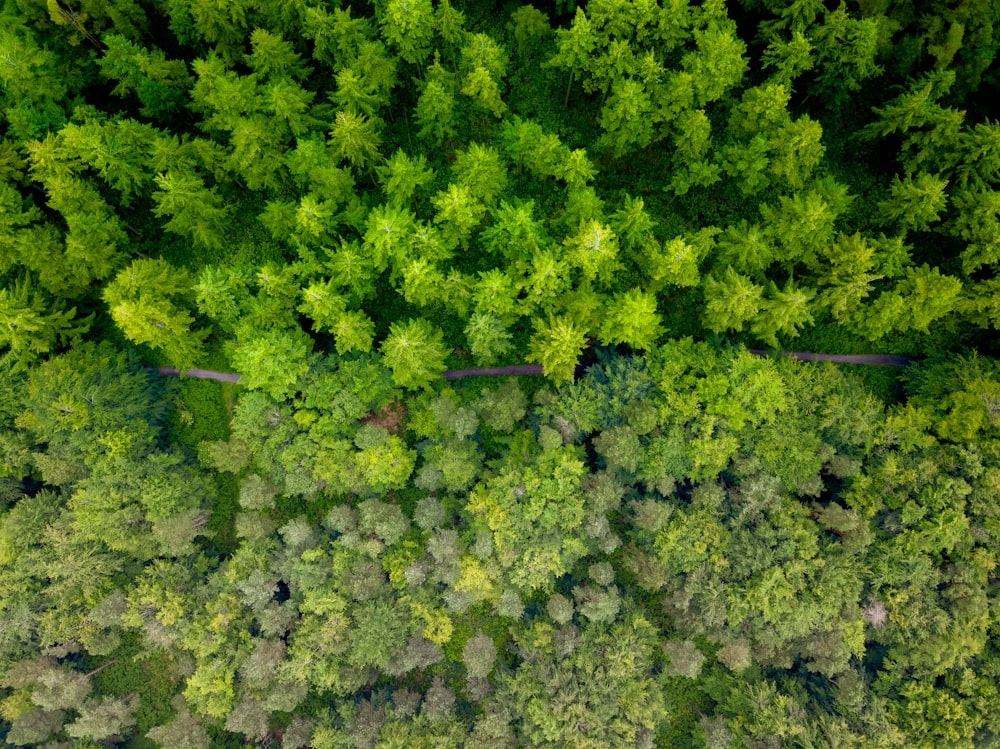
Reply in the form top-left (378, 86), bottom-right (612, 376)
top-left (2, 0), bottom-right (1000, 746)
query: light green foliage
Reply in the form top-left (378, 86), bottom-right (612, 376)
top-left (378, 0), bottom-right (435, 64)
top-left (228, 325), bottom-right (312, 398)
top-left (491, 612), bottom-right (667, 747)
top-left (465, 312), bottom-right (513, 365)
top-left (895, 264), bottom-right (963, 333)
top-left (328, 110), bottom-right (382, 170)
top-left (563, 219), bottom-right (620, 285)
top-left (879, 173), bottom-right (949, 231)
top-left (648, 236), bottom-right (704, 288)
top-left (381, 318), bottom-right (450, 389)
top-left (683, 25), bottom-right (749, 106)
top-left (703, 267), bottom-right (764, 334)
top-left (0, 277), bottom-right (88, 372)
top-left (433, 184), bottom-right (487, 247)
top-left (152, 169), bottom-right (229, 251)
top-left (598, 288), bottom-right (662, 350)
top-left (751, 280), bottom-right (816, 348)
top-left (528, 315), bottom-right (587, 385)
top-left (598, 78), bottom-right (655, 157)
top-left (376, 150), bottom-right (435, 207)
top-left (812, 5), bottom-right (883, 99)
top-left (453, 143), bottom-right (508, 205)
top-left (104, 259), bottom-right (209, 370)
top-left (415, 65), bottom-right (458, 145)
top-left (461, 67), bottom-right (507, 118)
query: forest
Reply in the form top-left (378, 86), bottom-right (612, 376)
top-left (1, 0), bottom-right (1000, 745)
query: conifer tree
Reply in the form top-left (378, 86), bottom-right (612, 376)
top-left (103, 259), bottom-right (209, 370)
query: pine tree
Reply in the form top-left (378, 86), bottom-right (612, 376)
top-left (528, 314), bottom-right (587, 385)
top-left (378, 0), bottom-right (435, 65)
top-left (381, 318), bottom-right (450, 389)
top-left (703, 268), bottom-right (765, 334)
top-left (598, 288), bottom-right (662, 350)
top-left (751, 280), bottom-right (816, 346)
top-left (103, 259), bottom-right (209, 370)
top-left (878, 173), bottom-right (949, 231)
top-left (328, 110), bottom-right (382, 171)
top-left (151, 169), bottom-right (229, 251)
top-left (0, 277), bottom-right (89, 372)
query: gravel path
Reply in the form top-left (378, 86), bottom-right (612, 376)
top-left (155, 349), bottom-right (917, 384)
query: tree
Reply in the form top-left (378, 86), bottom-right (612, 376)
top-left (487, 612), bottom-right (667, 748)
top-left (328, 110), bottom-right (382, 171)
top-left (563, 219), bottom-right (621, 285)
top-left (812, 5), bottom-right (883, 103)
top-left (331, 310), bottom-right (376, 355)
top-left (682, 25), bottom-right (748, 106)
top-left (228, 324), bottom-right (312, 398)
top-left (432, 184), bottom-right (487, 247)
top-left (456, 34), bottom-right (508, 121)
top-left (453, 143), bottom-right (508, 205)
top-left (99, 35), bottom-right (192, 119)
top-left (381, 318), bottom-right (450, 389)
top-left (463, 631), bottom-right (497, 679)
top-left (878, 173), bottom-right (949, 231)
top-left (378, 0), bottom-right (435, 65)
top-left (465, 312), bottom-right (513, 365)
top-left (151, 169), bottom-right (229, 251)
top-left (245, 28), bottom-right (310, 81)
top-left (703, 267), bottom-right (765, 334)
top-left (895, 264), bottom-right (963, 333)
top-left (751, 281), bottom-right (816, 346)
top-left (66, 694), bottom-right (139, 741)
top-left (104, 259), bottom-right (209, 370)
top-left (545, 8), bottom-right (597, 106)
top-left (376, 149), bottom-right (435, 207)
top-left (461, 66), bottom-right (507, 118)
top-left (598, 288), bottom-right (662, 350)
top-left (0, 277), bottom-right (89, 372)
top-left (597, 79), bottom-right (656, 157)
top-left (415, 58), bottom-right (459, 145)
top-left (528, 315), bottom-right (587, 385)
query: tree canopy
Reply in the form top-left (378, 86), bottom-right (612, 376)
top-left (1, 0), bottom-right (1000, 745)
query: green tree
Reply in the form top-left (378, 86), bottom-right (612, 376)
top-left (432, 184), bottom-right (487, 247)
top-left (528, 315), bottom-right (587, 385)
top-left (598, 288), bottom-right (662, 350)
top-left (597, 79), bottom-right (656, 157)
top-left (703, 267), bottom-right (765, 334)
top-left (66, 694), bottom-right (139, 741)
top-left (99, 35), bottom-right (192, 119)
top-left (415, 58), bottom-right (459, 145)
top-left (381, 318), bottom-right (450, 389)
top-left (376, 150), bottom-right (435, 207)
top-left (228, 324), bottom-right (312, 398)
top-left (878, 173), bottom-right (949, 231)
top-left (103, 259), bottom-right (209, 370)
top-left (465, 312), bottom-right (513, 365)
top-left (378, 0), bottom-right (435, 65)
top-left (751, 281), bottom-right (816, 346)
top-left (151, 169), bottom-right (229, 251)
top-left (563, 219), bottom-right (621, 285)
top-left (328, 110), bottom-right (382, 171)
top-left (0, 277), bottom-right (89, 372)
top-left (453, 143), bottom-right (508, 205)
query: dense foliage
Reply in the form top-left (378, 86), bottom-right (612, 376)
top-left (2, 0), bottom-right (1000, 745)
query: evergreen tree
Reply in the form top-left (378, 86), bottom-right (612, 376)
top-left (104, 259), bottom-right (209, 370)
